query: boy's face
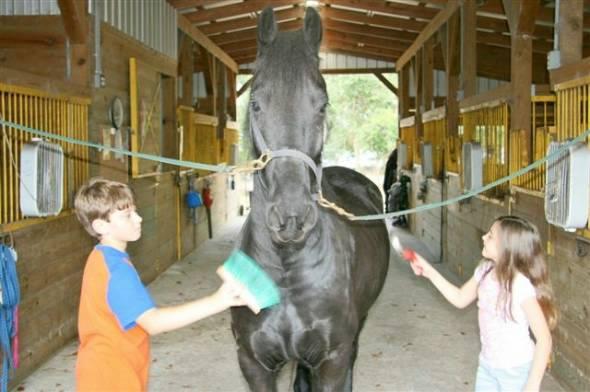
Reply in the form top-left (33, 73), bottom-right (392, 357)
top-left (94, 206), bottom-right (142, 247)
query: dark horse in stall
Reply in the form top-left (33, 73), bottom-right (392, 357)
top-left (231, 7), bottom-right (390, 391)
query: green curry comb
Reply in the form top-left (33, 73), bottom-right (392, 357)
top-left (217, 250), bottom-right (281, 314)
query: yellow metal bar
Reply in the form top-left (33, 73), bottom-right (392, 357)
top-left (1, 91), bottom-right (6, 224)
top-left (176, 186), bottom-right (181, 261)
top-left (8, 93), bottom-right (15, 223)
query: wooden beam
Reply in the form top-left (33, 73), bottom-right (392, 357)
top-left (322, 39), bottom-right (403, 59)
top-left (168, 0), bottom-right (220, 11)
top-left (422, 37), bottom-right (434, 111)
top-left (323, 0), bottom-right (439, 21)
top-left (0, 65), bottom-right (90, 97)
top-left (198, 7), bottom-right (304, 35)
top-left (216, 60), bottom-right (227, 137)
top-left (374, 73), bottom-right (398, 96)
top-left (220, 40), bottom-right (258, 56)
top-left (211, 19), bottom-right (301, 46)
top-left (184, 0), bottom-right (300, 24)
top-left (445, 13), bottom-right (460, 138)
top-left (237, 77), bottom-right (252, 97)
top-left (323, 40), bottom-right (400, 57)
top-left (459, 83), bottom-right (512, 112)
top-left (413, 54), bottom-right (424, 138)
top-left (227, 69), bottom-right (237, 120)
top-left (396, 0), bottom-right (460, 71)
top-left (178, 33), bottom-right (194, 106)
top-left (550, 57), bottom-right (590, 88)
top-left (57, 0), bottom-right (87, 44)
top-left (322, 18), bottom-right (417, 43)
top-left (502, 0), bottom-right (540, 35)
top-left (399, 65), bottom-right (411, 117)
top-left (515, 0), bottom-right (539, 35)
top-left (559, 0), bottom-right (584, 66)
top-left (462, 0), bottom-right (477, 98)
top-left (509, 1), bottom-right (536, 164)
top-left (177, 15), bottom-right (237, 73)
top-left (0, 16), bottom-right (66, 46)
top-left (0, 31), bottom-right (65, 47)
top-left (324, 30), bottom-right (410, 52)
top-left (320, 6), bottom-right (426, 34)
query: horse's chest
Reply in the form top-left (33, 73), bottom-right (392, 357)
top-left (249, 299), bottom-right (354, 369)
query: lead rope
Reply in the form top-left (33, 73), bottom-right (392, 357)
top-left (0, 245), bottom-right (20, 392)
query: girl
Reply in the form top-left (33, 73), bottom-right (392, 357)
top-left (408, 215), bottom-right (558, 392)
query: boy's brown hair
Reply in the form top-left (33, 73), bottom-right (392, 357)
top-left (74, 178), bottom-right (136, 238)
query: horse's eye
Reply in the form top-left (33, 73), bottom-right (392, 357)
top-left (251, 101), bottom-right (261, 113)
top-left (319, 103), bottom-right (329, 114)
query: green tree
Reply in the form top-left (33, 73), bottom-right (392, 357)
top-left (324, 74), bottom-right (398, 162)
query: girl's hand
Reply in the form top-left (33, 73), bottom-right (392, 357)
top-left (408, 252), bottom-right (434, 279)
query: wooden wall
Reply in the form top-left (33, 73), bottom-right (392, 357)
top-left (2, 17), bottom-right (244, 388)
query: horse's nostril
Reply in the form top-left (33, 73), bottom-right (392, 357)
top-left (265, 204), bottom-right (283, 231)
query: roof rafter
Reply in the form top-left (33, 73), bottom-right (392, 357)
top-left (185, 0), bottom-right (300, 24)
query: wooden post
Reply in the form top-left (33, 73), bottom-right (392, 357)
top-left (399, 65), bottom-right (411, 118)
top-left (227, 69), bottom-right (237, 121)
top-left (178, 34), bottom-right (194, 107)
top-left (445, 13), bottom-right (460, 139)
top-left (558, 0), bottom-right (583, 66)
top-left (505, 0), bottom-right (538, 164)
top-left (413, 54), bottom-right (423, 139)
top-left (461, 0), bottom-right (477, 99)
top-left (422, 37), bottom-right (434, 112)
top-left (216, 61), bottom-right (227, 140)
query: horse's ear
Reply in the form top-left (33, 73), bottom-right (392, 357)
top-left (303, 7), bottom-right (322, 52)
top-left (257, 7), bottom-right (277, 46)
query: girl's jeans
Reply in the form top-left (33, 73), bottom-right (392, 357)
top-left (474, 359), bottom-right (532, 392)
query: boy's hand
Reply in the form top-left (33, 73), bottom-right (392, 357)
top-left (214, 282), bottom-right (249, 308)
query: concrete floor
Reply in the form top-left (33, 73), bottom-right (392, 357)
top-left (17, 217), bottom-right (564, 392)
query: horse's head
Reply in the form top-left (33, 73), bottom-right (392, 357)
top-left (249, 7), bottom-right (327, 245)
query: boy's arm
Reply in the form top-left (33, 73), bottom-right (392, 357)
top-left (136, 282), bottom-right (245, 335)
top-left (410, 253), bottom-right (478, 309)
top-left (522, 297), bottom-right (552, 392)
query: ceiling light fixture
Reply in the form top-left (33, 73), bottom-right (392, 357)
top-left (305, 0), bottom-right (320, 8)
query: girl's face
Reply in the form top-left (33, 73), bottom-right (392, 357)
top-left (481, 222), bottom-right (502, 263)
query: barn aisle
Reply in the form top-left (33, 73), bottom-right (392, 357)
top-left (17, 217), bottom-right (563, 392)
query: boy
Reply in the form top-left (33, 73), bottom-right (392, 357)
top-left (74, 177), bottom-right (246, 391)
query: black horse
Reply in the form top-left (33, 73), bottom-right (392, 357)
top-left (231, 7), bottom-right (389, 391)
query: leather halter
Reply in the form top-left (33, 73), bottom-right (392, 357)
top-left (250, 116), bottom-right (323, 199)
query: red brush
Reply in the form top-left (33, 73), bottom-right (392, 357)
top-left (393, 237), bottom-right (424, 275)
top-left (393, 237), bottom-right (415, 262)
top-left (402, 248), bottom-right (416, 262)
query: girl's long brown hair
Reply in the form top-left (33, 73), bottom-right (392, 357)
top-left (494, 216), bottom-right (558, 330)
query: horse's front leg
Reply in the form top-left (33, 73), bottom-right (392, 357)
top-left (237, 346), bottom-right (280, 392)
top-left (310, 345), bottom-right (355, 392)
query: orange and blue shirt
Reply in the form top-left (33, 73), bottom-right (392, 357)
top-left (76, 245), bottom-right (155, 391)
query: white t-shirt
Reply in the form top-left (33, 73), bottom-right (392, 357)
top-left (474, 261), bottom-right (537, 368)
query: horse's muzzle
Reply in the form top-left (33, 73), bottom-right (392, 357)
top-left (265, 202), bottom-right (318, 243)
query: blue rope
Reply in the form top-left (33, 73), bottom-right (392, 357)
top-left (0, 119), bottom-right (232, 173)
top-left (0, 246), bottom-right (19, 392)
top-left (2, 118), bottom-right (590, 222)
